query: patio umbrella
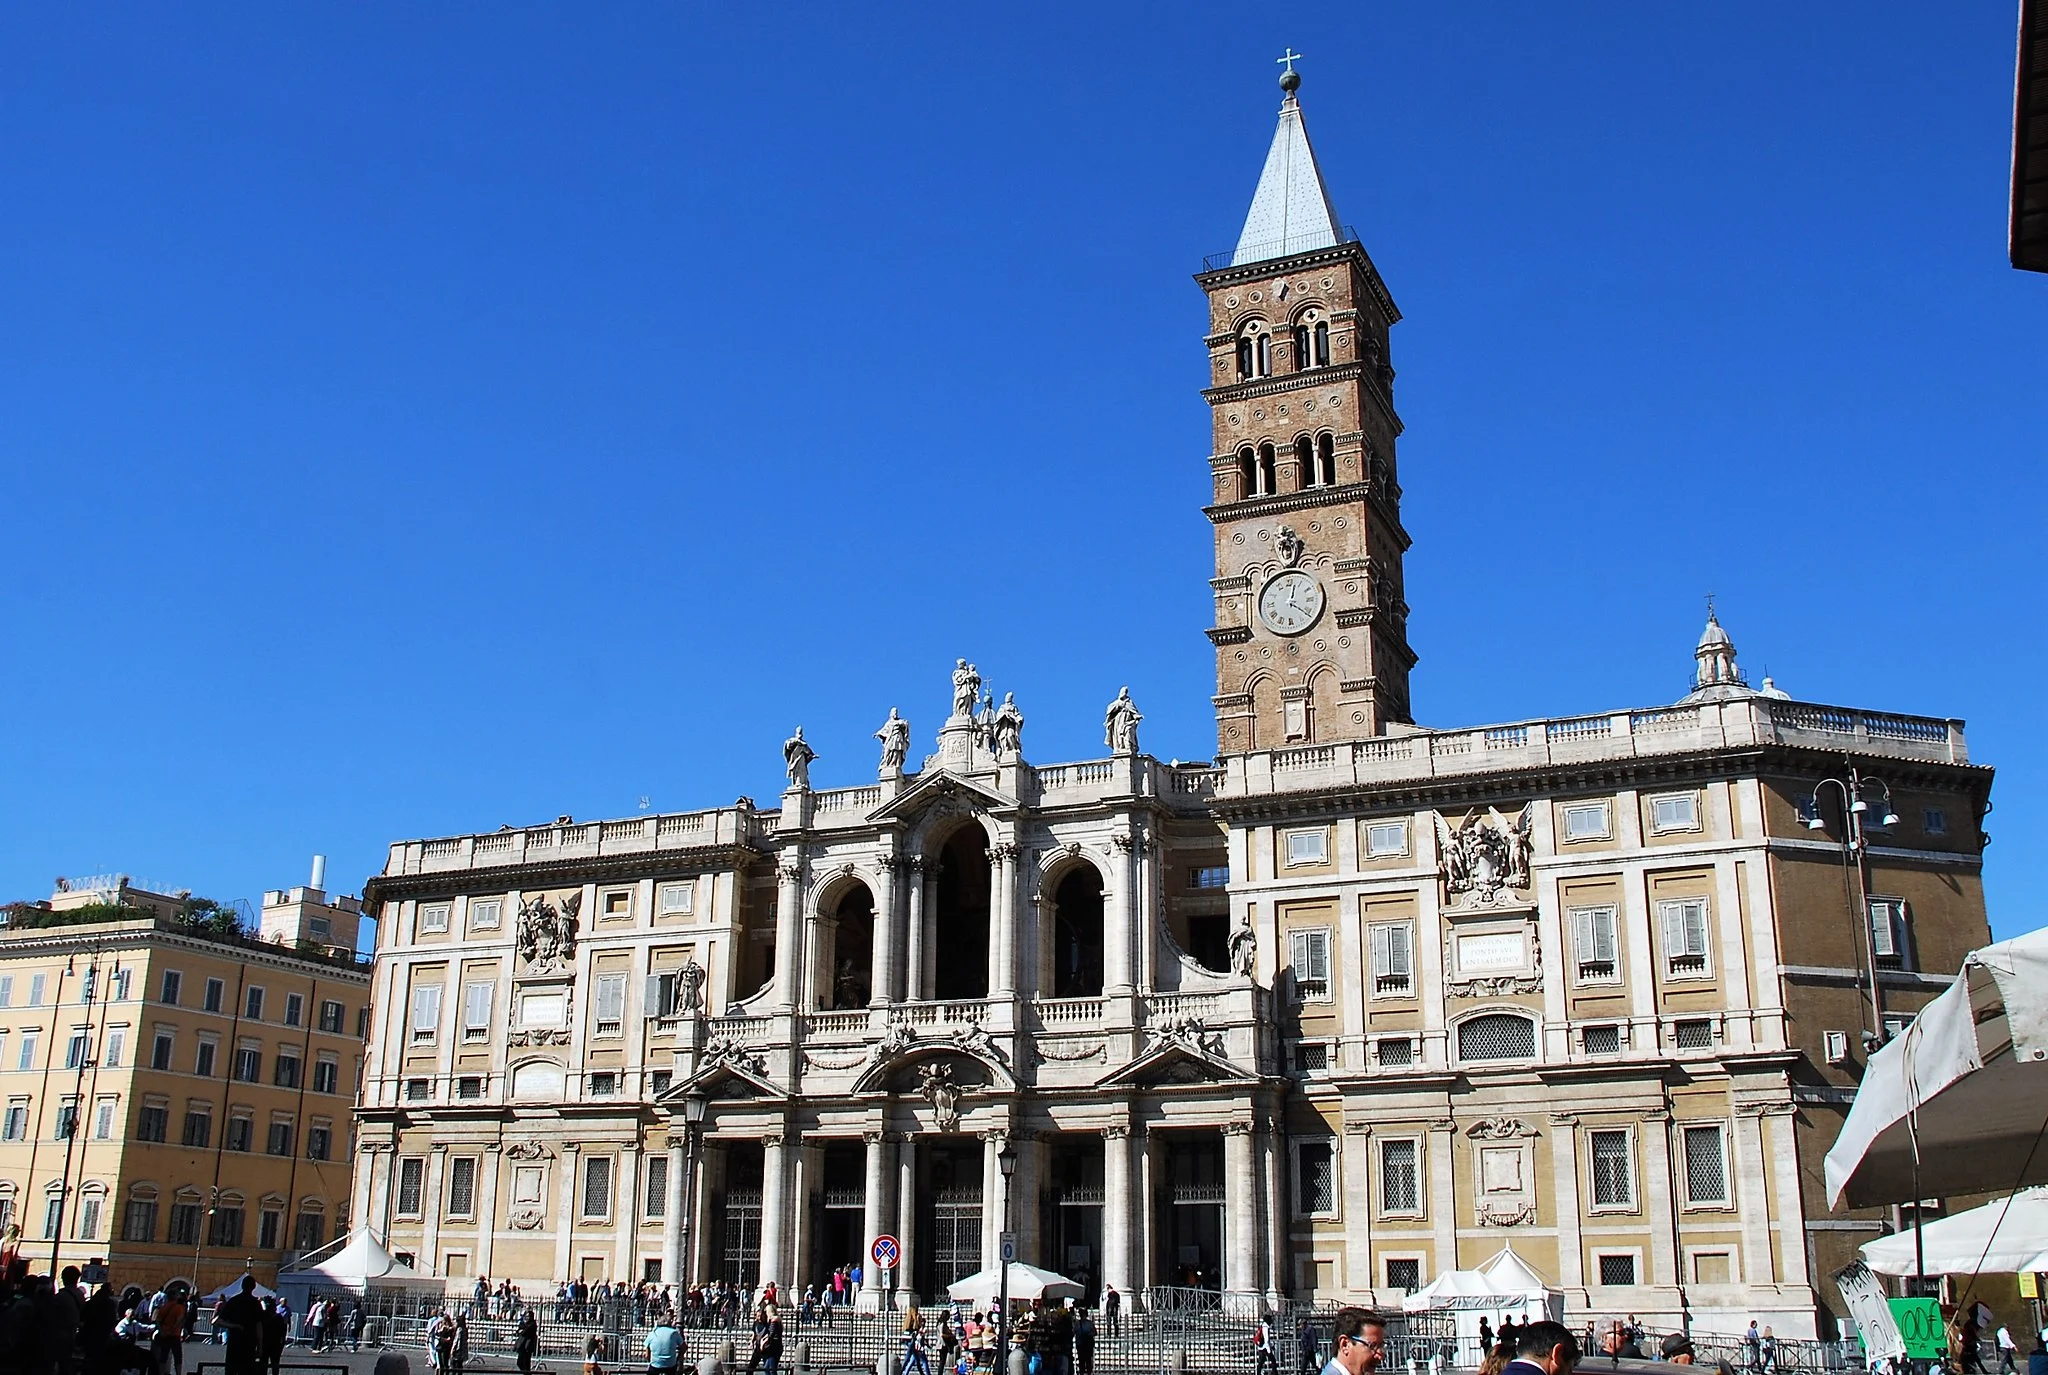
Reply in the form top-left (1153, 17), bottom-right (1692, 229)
top-left (1825, 926), bottom-right (2048, 1210)
top-left (1860, 1188), bottom-right (2048, 1276)
top-left (945, 1263), bottom-right (1085, 1304)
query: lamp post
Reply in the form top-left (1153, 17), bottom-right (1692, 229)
top-left (679, 1096), bottom-right (707, 1301)
top-left (996, 1145), bottom-right (1019, 1375)
top-left (51, 953), bottom-right (100, 1278)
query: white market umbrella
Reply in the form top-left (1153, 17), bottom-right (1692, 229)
top-left (1825, 926), bottom-right (2048, 1209)
top-left (1861, 1188), bottom-right (2048, 1276)
top-left (946, 1263), bottom-right (1084, 1304)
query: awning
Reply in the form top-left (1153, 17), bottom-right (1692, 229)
top-left (1860, 1188), bottom-right (2048, 1276)
top-left (945, 1263), bottom-right (1084, 1304)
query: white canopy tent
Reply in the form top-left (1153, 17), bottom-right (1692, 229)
top-left (1826, 926), bottom-right (2048, 1210)
top-left (945, 1262), bottom-right (1085, 1305)
top-left (200, 1273), bottom-right (278, 1305)
top-left (1401, 1248), bottom-right (1563, 1361)
top-left (1860, 1188), bottom-right (2048, 1276)
top-left (276, 1231), bottom-right (444, 1302)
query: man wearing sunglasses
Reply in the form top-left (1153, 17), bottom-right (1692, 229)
top-left (1504, 1322), bottom-right (1583, 1375)
top-left (1322, 1309), bottom-right (1389, 1375)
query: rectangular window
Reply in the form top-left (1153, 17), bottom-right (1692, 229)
top-left (20, 1031), bottom-right (40, 1071)
top-left (1284, 829), bottom-right (1329, 866)
top-left (159, 971), bottom-right (182, 1006)
top-left (1659, 898), bottom-right (1712, 975)
top-left (104, 1029), bottom-right (123, 1067)
top-left (1385, 1259), bottom-right (1421, 1294)
top-left (313, 1057), bottom-right (339, 1094)
top-left (203, 978), bottom-right (224, 1013)
top-left (124, 1200), bottom-right (158, 1242)
top-left (1682, 1124), bottom-right (1730, 1205)
top-left (54, 1098), bottom-right (79, 1140)
top-left (168, 1202), bottom-right (202, 1245)
top-left (273, 1051), bottom-right (301, 1089)
top-left (419, 903), bottom-right (451, 934)
top-left (448, 1156), bottom-right (478, 1216)
top-left (0, 974), bottom-right (11, 1007)
top-left (470, 899), bottom-right (503, 930)
top-left (3, 1102), bottom-right (27, 1140)
top-left (1370, 922), bottom-right (1413, 994)
top-left (1598, 1254), bottom-right (1638, 1286)
top-left (583, 1156), bottom-right (613, 1217)
top-left (593, 974), bottom-right (627, 1036)
top-left (397, 1157), bottom-right (425, 1216)
top-left (405, 1077), bottom-right (433, 1102)
top-left (1296, 1141), bottom-right (1336, 1215)
top-left (357, 1006), bottom-right (371, 1039)
top-left (209, 1205), bottom-right (244, 1248)
top-left (226, 1117), bottom-right (253, 1152)
top-left (456, 1075), bottom-right (483, 1100)
top-left (182, 1109), bottom-right (212, 1148)
top-left (1572, 905), bottom-right (1620, 982)
top-left (1365, 821), bottom-right (1409, 857)
top-left (93, 1099), bottom-right (116, 1139)
top-left (259, 1207), bottom-right (283, 1250)
top-left (29, 974), bottom-right (45, 1006)
top-left (650, 1069), bottom-right (672, 1096)
top-left (1923, 808), bottom-right (1947, 836)
top-left (308, 1125), bottom-right (332, 1161)
top-left (1650, 793), bottom-right (1701, 833)
top-left (309, 915), bottom-right (331, 940)
top-left (1589, 1130), bottom-right (1633, 1207)
top-left (589, 1071), bottom-right (618, 1097)
top-left (195, 1038), bottom-right (217, 1078)
top-left (1673, 1018), bottom-right (1715, 1050)
top-left (1584, 1024), bottom-right (1623, 1056)
top-left (294, 1210), bottom-right (325, 1250)
top-left (66, 1032), bottom-right (90, 1069)
top-left (1562, 802), bottom-right (1611, 841)
top-left (245, 987), bottom-right (265, 1021)
top-left (411, 983), bottom-right (443, 1042)
top-left (1375, 1037), bottom-right (1414, 1068)
top-left (110, 968), bottom-right (131, 1002)
top-left (267, 1120), bottom-right (294, 1156)
top-left (138, 1105), bottom-right (169, 1142)
top-left (1189, 865), bottom-right (1230, 890)
top-left (657, 884), bottom-right (693, 915)
top-left (1380, 1138), bottom-right (1421, 1214)
top-left (79, 1195), bottom-right (101, 1240)
top-left (234, 1045), bottom-right (262, 1082)
top-left (44, 1196), bottom-right (63, 1239)
top-left (648, 972), bottom-right (680, 1019)
top-left (318, 1000), bottom-right (345, 1034)
top-left (643, 1153), bottom-right (670, 1217)
top-left (602, 889), bottom-right (632, 919)
top-left (462, 982), bottom-right (493, 1041)
top-left (284, 993), bottom-right (304, 1028)
top-left (1288, 928), bottom-right (1331, 1001)
top-left (1869, 898), bottom-right (1909, 964)
top-left (1292, 1041), bottom-right (1329, 1074)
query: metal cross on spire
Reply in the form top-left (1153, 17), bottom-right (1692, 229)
top-left (1277, 48), bottom-right (1304, 75)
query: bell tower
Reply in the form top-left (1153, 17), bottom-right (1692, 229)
top-left (1197, 61), bottom-right (1415, 755)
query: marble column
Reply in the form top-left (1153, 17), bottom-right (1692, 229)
top-left (982, 1130), bottom-right (1009, 1270)
top-left (662, 1133), bottom-right (688, 1289)
top-left (475, 1145), bottom-right (501, 1278)
top-left (795, 1141), bottom-right (823, 1295)
top-left (903, 860), bottom-right (926, 1003)
top-left (613, 1148), bottom-right (641, 1279)
top-left (775, 862), bottom-right (805, 1011)
top-left (1260, 1125), bottom-right (1286, 1301)
top-left (421, 1144), bottom-right (448, 1273)
top-left (990, 843), bottom-right (1019, 998)
top-left (760, 1133), bottom-right (790, 1294)
top-left (1223, 1121), bottom-right (1258, 1310)
top-left (1014, 1131), bottom-right (1044, 1267)
top-left (861, 1131), bottom-right (892, 1307)
top-left (895, 1135), bottom-right (919, 1305)
top-left (1101, 1123), bottom-right (1134, 1299)
top-left (873, 857), bottom-right (900, 1007)
top-left (1140, 1128), bottom-right (1165, 1292)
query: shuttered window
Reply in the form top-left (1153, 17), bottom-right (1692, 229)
top-left (1370, 923), bottom-right (1413, 995)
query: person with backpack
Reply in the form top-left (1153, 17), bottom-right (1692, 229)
top-left (1254, 1313), bottom-right (1279, 1375)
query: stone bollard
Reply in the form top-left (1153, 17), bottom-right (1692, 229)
top-left (1169, 1347), bottom-right (1188, 1375)
top-left (719, 1340), bottom-right (738, 1369)
top-left (698, 1356), bottom-right (724, 1375)
top-left (1008, 1349), bottom-right (1029, 1375)
top-left (879, 1348), bottom-right (900, 1375)
top-left (795, 1340), bottom-right (811, 1372)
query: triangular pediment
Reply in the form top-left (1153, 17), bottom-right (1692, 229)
top-left (868, 769), bottom-right (1014, 823)
top-left (668, 1056), bottom-right (785, 1104)
top-left (1098, 1036), bottom-right (1256, 1089)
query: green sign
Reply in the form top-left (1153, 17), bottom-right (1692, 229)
top-left (1888, 1298), bottom-right (1945, 1360)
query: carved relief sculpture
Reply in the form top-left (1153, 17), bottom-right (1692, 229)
top-left (1275, 524), bottom-right (1305, 568)
top-left (516, 894), bottom-right (580, 973)
top-left (1433, 804), bottom-right (1534, 903)
top-left (866, 1013), bottom-right (918, 1069)
top-left (917, 1060), bottom-right (964, 1132)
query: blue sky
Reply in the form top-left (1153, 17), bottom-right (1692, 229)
top-left (1, 7), bottom-right (2039, 939)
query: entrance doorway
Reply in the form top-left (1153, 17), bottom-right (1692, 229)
top-left (918, 1139), bottom-right (984, 1298)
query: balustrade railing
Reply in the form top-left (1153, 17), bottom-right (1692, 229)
top-left (1033, 996), bottom-right (1106, 1026)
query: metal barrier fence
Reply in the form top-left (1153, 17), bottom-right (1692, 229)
top-left (1683, 1337), bottom-right (1868, 1373)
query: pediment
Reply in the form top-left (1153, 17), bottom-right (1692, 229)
top-left (868, 769), bottom-right (1014, 824)
top-left (669, 1056), bottom-right (786, 1104)
top-left (850, 1025), bottom-right (1018, 1095)
top-left (1098, 1037), bottom-right (1256, 1090)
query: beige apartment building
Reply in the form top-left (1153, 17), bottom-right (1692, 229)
top-left (354, 70), bottom-right (1994, 1338)
top-left (0, 874), bottom-right (371, 1294)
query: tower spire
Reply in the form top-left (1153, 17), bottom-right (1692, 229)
top-left (1230, 56), bottom-right (1343, 267)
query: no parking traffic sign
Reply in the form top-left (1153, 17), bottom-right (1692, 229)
top-left (871, 1234), bottom-right (901, 1270)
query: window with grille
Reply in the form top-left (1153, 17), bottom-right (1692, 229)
top-left (644, 1155), bottom-right (669, 1218)
top-left (589, 1072), bottom-right (618, 1097)
top-left (1562, 803), bottom-right (1611, 841)
top-left (397, 1158), bottom-right (425, 1216)
top-left (1376, 1037), bottom-right (1415, 1067)
top-left (1597, 1254), bottom-right (1637, 1286)
top-left (1659, 899), bottom-right (1711, 975)
top-left (651, 1070), bottom-right (672, 1095)
top-left (594, 974), bottom-right (627, 1035)
top-left (1584, 1024), bottom-right (1622, 1056)
top-left (1869, 899), bottom-right (1910, 967)
top-left (1296, 1142), bottom-right (1335, 1215)
top-left (1673, 1019), bottom-right (1714, 1049)
top-left (463, 982), bottom-right (493, 1041)
top-left (1386, 1259), bottom-right (1421, 1294)
top-left (1572, 905), bottom-right (1619, 981)
top-left (168, 1202), bottom-right (202, 1245)
top-left (1371, 923), bottom-right (1414, 994)
top-left (1589, 1130), bottom-right (1633, 1207)
top-left (583, 1156), bottom-right (613, 1217)
top-left (448, 1157), bottom-right (477, 1216)
top-left (405, 1078), bottom-right (432, 1102)
top-left (1379, 1138), bottom-right (1421, 1214)
top-left (1682, 1124), bottom-right (1729, 1205)
top-left (456, 1075), bottom-right (483, 1100)
top-left (1458, 1013), bottom-right (1536, 1062)
top-left (1650, 793), bottom-right (1700, 833)
top-left (1292, 1042), bottom-right (1329, 1074)
top-left (123, 1200), bottom-right (158, 1242)
top-left (1288, 928), bottom-right (1332, 1001)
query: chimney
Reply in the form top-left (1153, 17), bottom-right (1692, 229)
top-left (310, 854), bottom-right (327, 891)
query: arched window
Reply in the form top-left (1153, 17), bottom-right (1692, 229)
top-left (1237, 324), bottom-right (1271, 380)
top-left (931, 827), bottom-right (992, 1000)
top-left (1314, 320), bottom-right (1330, 367)
top-left (1257, 444), bottom-right (1277, 497)
top-left (1317, 433), bottom-right (1336, 486)
top-left (1238, 447), bottom-right (1258, 501)
top-left (1050, 868), bottom-right (1105, 998)
top-left (1295, 436), bottom-right (1316, 489)
top-left (820, 882), bottom-right (876, 1009)
top-left (1457, 1013), bottom-right (1537, 1062)
top-left (1292, 323), bottom-right (1311, 370)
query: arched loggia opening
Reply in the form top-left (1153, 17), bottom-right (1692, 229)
top-left (1051, 867), bottom-right (1104, 997)
top-left (932, 826), bottom-right (991, 1000)
top-left (823, 883), bottom-right (874, 1010)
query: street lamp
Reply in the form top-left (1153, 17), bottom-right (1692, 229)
top-left (996, 1145), bottom-right (1019, 1375)
top-left (679, 1096), bottom-right (707, 1303)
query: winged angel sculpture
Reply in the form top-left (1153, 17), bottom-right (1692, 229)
top-left (1434, 804), bottom-right (1534, 903)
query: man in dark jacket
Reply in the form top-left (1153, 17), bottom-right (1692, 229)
top-left (217, 1279), bottom-right (267, 1375)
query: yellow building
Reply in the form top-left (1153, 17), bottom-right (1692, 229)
top-left (0, 873), bottom-right (371, 1294)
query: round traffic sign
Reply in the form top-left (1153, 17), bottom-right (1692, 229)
top-left (871, 1234), bottom-right (901, 1268)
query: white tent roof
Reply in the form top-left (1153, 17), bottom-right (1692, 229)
top-left (201, 1273), bottom-right (278, 1304)
top-left (1402, 1249), bottom-right (1560, 1312)
top-left (1861, 1188), bottom-right (2048, 1276)
top-left (1827, 926), bottom-right (2048, 1208)
top-left (945, 1263), bottom-right (1083, 1304)
top-left (279, 1231), bottom-right (443, 1291)
top-left (1478, 1247), bottom-right (1555, 1296)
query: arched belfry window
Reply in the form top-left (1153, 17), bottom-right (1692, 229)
top-left (1314, 320), bottom-right (1330, 367)
top-left (1295, 436), bottom-right (1316, 489)
top-left (1292, 323), bottom-right (1312, 371)
top-left (1237, 324), bottom-right (1271, 381)
top-left (1317, 433), bottom-right (1336, 486)
top-left (1257, 443), bottom-right (1277, 497)
top-left (1292, 311), bottom-right (1331, 370)
top-left (1238, 447), bottom-right (1258, 501)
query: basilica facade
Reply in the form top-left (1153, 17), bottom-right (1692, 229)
top-left (354, 73), bottom-right (1995, 1338)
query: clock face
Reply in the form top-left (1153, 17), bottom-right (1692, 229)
top-left (1258, 570), bottom-right (1325, 635)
